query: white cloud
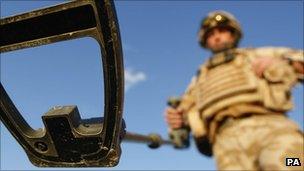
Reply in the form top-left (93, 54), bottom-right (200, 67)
top-left (124, 68), bottom-right (147, 91)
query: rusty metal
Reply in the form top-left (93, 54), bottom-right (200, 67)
top-left (0, 0), bottom-right (124, 167)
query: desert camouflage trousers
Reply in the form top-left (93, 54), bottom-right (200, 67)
top-left (213, 114), bottom-right (304, 171)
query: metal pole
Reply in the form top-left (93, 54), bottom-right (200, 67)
top-left (123, 132), bottom-right (173, 149)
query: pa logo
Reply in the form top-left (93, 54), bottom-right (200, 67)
top-left (286, 158), bottom-right (301, 166)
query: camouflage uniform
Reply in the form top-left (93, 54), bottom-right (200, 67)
top-left (214, 114), bottom-right (303, 171)
top-left (179, 46), bottom-right (304, 171)
top-left (177, 11), bottom-right (304, 171)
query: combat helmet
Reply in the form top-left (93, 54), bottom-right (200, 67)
top-left (198, 11), bottom-right (242, 48)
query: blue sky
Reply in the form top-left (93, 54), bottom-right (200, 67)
top-left (0, 0), bottom-right (303, 170)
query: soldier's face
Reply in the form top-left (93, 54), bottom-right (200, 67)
top-left (206, 27), bottom-right (235, 53)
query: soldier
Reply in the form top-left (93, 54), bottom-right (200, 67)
top-left (165, 11), bottom-right (304, 171)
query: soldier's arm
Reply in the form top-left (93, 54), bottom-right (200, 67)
top-left (284, 53), bottom-right (304, 82)
top-left (179, 71), bottom-right (212, 156)
top-left (253, 47), bottom-right (304, 82)
top-left (275, 47), bottom-right (303, 82)
top-left (177, 77), bottom-right (197, 126)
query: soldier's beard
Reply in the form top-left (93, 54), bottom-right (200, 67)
top-left (211, 42), bottom-right (235, 54)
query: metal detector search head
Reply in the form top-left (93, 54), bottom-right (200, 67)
top-left (0, 0), bottom-right (125, 167)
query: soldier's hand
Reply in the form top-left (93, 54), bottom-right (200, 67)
top-left (164, 107), bottom-right (184, 129)
top-left (251, 56), bottom-right (281, 77)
